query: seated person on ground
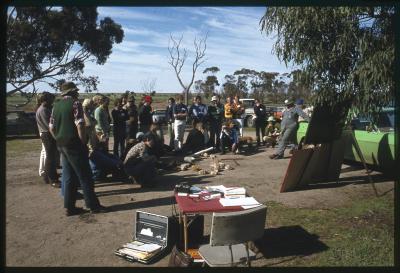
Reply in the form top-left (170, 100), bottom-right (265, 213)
top-left (220, 119), bottom-right (240, 154)
top-left (183, 121), bottom-right (205, 154)
top-left (263, 116), bottom-right (281, 148)
top-left (123, 133), bottom-right (158, 188)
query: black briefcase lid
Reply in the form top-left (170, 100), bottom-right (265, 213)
top-left (134, 210), bottom-right (169, 247)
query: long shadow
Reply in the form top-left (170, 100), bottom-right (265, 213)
top-left (253, 225), bottom-right (328, 261)
top-left (302, 173), bottom-right (394, 191)
top-left (6, 135), bottom-right (40, 140)
top-left (106, 196), bottom-right (176, 212)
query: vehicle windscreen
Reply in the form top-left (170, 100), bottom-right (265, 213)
top-left (241, 100), bottom-right (254, 108)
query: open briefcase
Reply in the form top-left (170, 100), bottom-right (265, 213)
top-left (115, 210), bottom-right (177, 264)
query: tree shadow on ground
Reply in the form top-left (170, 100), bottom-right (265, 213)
top-left (252, 225), bottom-right (328, 265)
top-left (301, 173), bottom-right (394, 193)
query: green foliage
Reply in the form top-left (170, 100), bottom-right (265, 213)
top-left (7, 7), bottom-right (124, 101)
top-left (261, 7), bottom-right (394, 119)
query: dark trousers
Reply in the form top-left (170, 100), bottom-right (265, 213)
top-left (128, 124), bottom-right (138, 139)
top-left (113, 132), bottom-right (126, 159)
top-left (124, 160), bottom-right (156, 187)
top-left (40, 132), bottom-right (58, 181)
top-left (208, 121), bottom-right (222, 149)
top-left (140, 124), bottom-right (151, 134)
top-left (220, 134), bottom-right (233, 152)
top-left (255, 121), bottom-right (266, 145)
top-left (58, 143), bottom-right (100, 210)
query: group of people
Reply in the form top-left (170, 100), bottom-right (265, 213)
top-left (35, 80), bottom-right (310, 216)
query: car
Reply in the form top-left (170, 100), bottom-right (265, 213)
top-left (7, 110), bottom-right (39, 136)
top-left (152, 109), bottom-right (167, 125)
top-left (296, 107), bottom-right (395, 176)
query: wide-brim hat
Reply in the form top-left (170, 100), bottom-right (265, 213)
top-left (60, 81), bottom-right (79, 96)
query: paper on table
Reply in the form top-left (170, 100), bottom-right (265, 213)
top-left (219, 197), bottom-right (260, 207)
top-left (177, 192), bottom-right (188, 196)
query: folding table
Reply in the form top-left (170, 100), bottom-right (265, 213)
top-left (175, 193), bottom-right (244, 253)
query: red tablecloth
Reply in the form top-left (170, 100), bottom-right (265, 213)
top-left (175, 193), bottom-right (243, 214)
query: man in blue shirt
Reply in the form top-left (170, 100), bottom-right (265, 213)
top-left (189, 95), bottom-right (209, 145)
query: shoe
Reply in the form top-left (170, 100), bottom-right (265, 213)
top-left (273, 155), bottom-right (284, 160)
top-left (269, 154), bottom-right (277, 159)
top-left (90, 205), bottom-right (108, 214)
top-left (66, 207), bottom-right (87, 216)
top-left (51, 180), bottom-right (61, 188)
top-left (42, 176), bottom-right (50, 184)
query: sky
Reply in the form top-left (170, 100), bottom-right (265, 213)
top-left (9, 6), bottom-right (296, 94)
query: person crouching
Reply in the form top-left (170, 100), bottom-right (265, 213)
top-left (123, 133), bottom-right (158, 188)
top-left (219, 120), bottom-right (239, 154)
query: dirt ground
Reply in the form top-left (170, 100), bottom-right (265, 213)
top-left (5, 129), bottom-right (394, 267)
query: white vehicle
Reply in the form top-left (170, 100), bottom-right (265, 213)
top-left (239, 98), bottom-right (255, 127)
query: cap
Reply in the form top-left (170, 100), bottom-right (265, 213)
top-left (211, 95), bottom-right (218, 101)
top-left (144, 95), bottom-right (152, 103)
top-left (296, 98), bottom-right (304, 105)
top-left (267, 116), bottom-right (275, 122)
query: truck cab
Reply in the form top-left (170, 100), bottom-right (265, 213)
top-left (239, 98), bottom-right (255, 127)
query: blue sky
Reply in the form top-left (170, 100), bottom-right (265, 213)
top-left (81, 6), bottom-right (294, 93)
top-left (8, 6), bottom-right (295, 94)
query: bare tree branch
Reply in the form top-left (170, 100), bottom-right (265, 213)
top-left (167, 32), bottom-right (208, 105)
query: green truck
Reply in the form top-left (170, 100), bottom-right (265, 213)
top-left (297, 107), bottom-right (395, 176)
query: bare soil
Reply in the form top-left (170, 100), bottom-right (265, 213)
top-left (5, 130), bottom-right (394, 266)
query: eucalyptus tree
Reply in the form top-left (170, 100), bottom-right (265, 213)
top-left (261, 6), bottom-right (394, 119)
top-left (7, 7), bottom-right (124, 106)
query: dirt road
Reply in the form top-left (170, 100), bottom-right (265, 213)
top-left (5, 130), bottom-right (394, 266)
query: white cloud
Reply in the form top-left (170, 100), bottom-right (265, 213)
top-left (97, 7), bottom-right (171, 22)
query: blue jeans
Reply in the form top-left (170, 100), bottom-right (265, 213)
top-left (89, 149), bottom-right (122, 180)
top-left (58, 143), bottom-right (100, 210)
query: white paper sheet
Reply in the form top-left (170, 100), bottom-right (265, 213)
top-left (219, 197), bottom-right (260, 207)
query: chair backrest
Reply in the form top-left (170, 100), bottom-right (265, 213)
top-left (209, 205), bottom-right (267, 246)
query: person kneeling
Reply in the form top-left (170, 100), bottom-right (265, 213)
top-left (182, 121), bottom-right (205, 155)
top-left (89, 149), bottom-right (126, 181)
top-left (219, 120), bottom-right (239, 154)
top-left (123, 133), bottom-right (158, 188)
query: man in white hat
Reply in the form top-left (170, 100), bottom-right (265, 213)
top-left (207, 95), bottom-right (224, 151)
top-left (269, 99), bottom-right (309, 159)
top-left (49, 81), bottom-right (107, 216)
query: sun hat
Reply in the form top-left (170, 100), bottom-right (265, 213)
top-left (60, 81), bottom-right (79, 96)
top-left (211, 95), bottom-right (218, 101)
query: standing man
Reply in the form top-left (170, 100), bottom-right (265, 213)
top-left (165, 97), bottom-right (175, 148)
top-left (94, 95), bottom-right (111, 152)
top-left (269, 99), bottom-right (309, 159)
top-left (173, 94), bottom-right (188, 152)
top-left (36, 92), bottom-right (60, 187)
top-left (138, 95), bottom-right (153, 134)
top-left (111, 97), bottom-right (129, 159)
top-left (188, 95), bottom-right (209, 144)
top-left (254, 99), bottom-right (267, 146)
top-left (224, 96), bottom-right (234, 120)
top-left (125, 95), bottom-right (139, 141)
top-left (49, 81), bottom-right (106, 216)
top-left (232, 95), bottom-right (245, 137)
top-left (208, 95), bottom-right (224, 151)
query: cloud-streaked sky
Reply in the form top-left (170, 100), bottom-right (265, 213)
top-left (9, 6), bottom-right (295, 93)
top-left (81, 6), bottom-right (294, 93)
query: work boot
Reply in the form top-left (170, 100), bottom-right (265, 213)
top-left (66, 207), bottom-right (87, 216)
top-left (90, 205), bottom-right (109, 214)
top-left (273, 154), bottom-right (284, 160)
top-left (41, 175), bottom-right (50, 184)
top-left (51, 180), bottom-right (61, 188)
top-left (269, 154), bottom-right (277, 159)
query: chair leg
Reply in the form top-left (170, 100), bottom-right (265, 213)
top-left (245, 242), bottom-right (251, 267)
top-left (229, 244), bottom-right (234, 267)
